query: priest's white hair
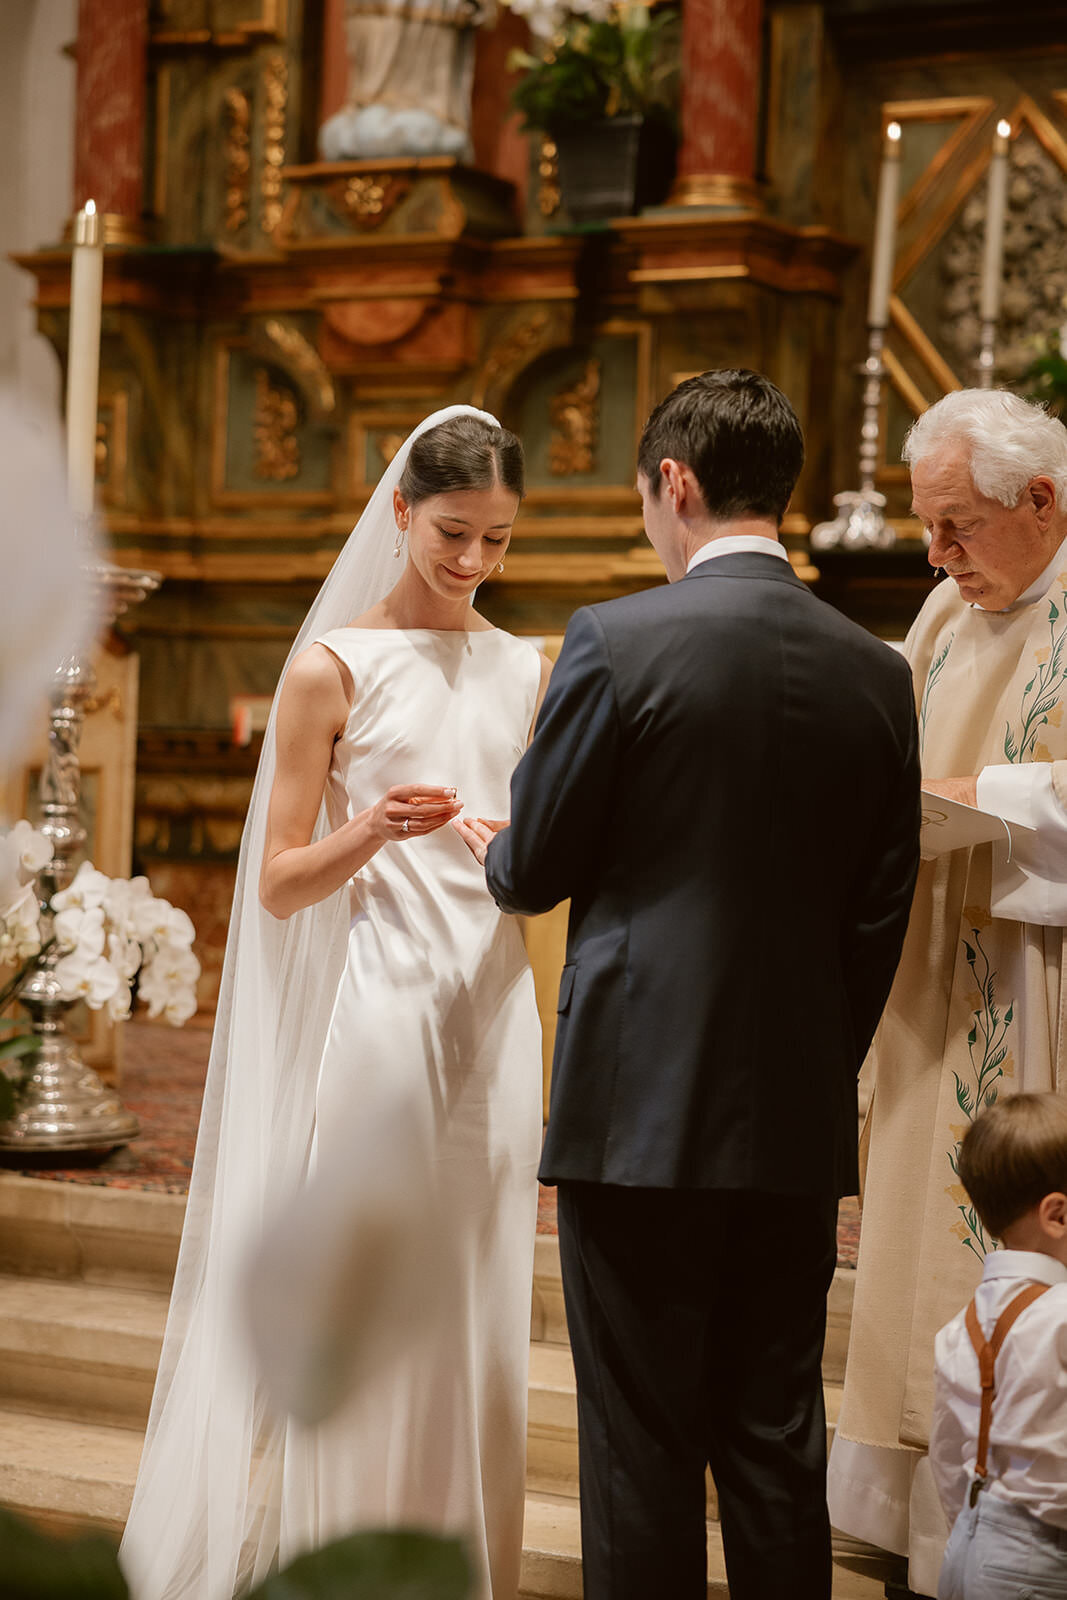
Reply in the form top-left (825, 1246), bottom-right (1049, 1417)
top-left (903, 388), bottom-right (1067, 508)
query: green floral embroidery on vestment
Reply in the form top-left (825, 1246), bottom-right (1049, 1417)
top-left (1005, 591), bottom-right (1067, 762)
top-left (919, 633), bottom-right (955, 758)
top-left (949, 928), bottom-right (1015, 1261)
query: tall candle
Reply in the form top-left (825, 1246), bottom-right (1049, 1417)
top-left (66, 200), bottom-right (104, 522)
top-left (980, 121), bottom-right (1012, 324)
top-left (867, 121), bottom-right (903, 330)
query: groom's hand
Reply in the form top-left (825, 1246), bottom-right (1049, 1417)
top-left (451, 816), bottom-right (509, 867)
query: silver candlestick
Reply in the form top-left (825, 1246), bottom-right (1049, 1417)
top-left (810, 327), bottom-right (895, 552)
top-left (0, 556), bottom-right (160, 1153)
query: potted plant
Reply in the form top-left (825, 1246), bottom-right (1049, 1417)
top-left (504, 0), bottom-right (680, 225)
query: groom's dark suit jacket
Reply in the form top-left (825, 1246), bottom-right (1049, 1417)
top-left (486, 551), bottom-right (920, 1198)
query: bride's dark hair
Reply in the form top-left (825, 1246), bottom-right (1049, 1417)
top-left (398, 414), bottom-right (525, 505)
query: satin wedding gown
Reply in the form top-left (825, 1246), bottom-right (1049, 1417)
top-left (122, 622), bottom-right (543, 1600)
top-left (282, 625), bottom-right (543, 1592)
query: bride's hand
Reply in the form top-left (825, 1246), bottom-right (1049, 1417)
top-left (369, 784), bottom-right (462, 842)
top-left (451, 816), bottom-right (509, 866)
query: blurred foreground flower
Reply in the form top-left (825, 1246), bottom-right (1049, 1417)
top-left (0, 383), bottom-right (99, 780)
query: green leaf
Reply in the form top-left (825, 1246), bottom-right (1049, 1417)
top-left (954, 1073), bottom-right (973, 1117)
top-left (1051, 601), bottom-right (1061, 622)
top-left (0, 1504), bottom-right (129, 1598)
top-left (1005, 1002), bottom-right (1014, 1025)
top-left (964, 941), bottom-right (977, 965)
top-left (1024, 677), bottom-right (1036, 693)
top-left (248, 1530), bottom-right (473, 1600)
top-left (0, 1035), bottom-right (39, 1062)
top-left (1004, 724), bottom-right (1018, 762)
top-left (967, 1025), bottom-right (978, 1046)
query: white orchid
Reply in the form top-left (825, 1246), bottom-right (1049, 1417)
top-left (54, 950), bottom-right (121, 1007)
top-left (106, 980), bottom-right (133, 1022)
top-left (54, 904), bottom-right (106, 959)
top-left (0, 823), bottom-right (200, 1028)
top-left (51, 860), bottom-right (110, 913)
top-left (0, 885), bottom-right (42, 962)
top-left (134, 896), bottom-right (196, 951)
top-left (502, 0), bottom-right (611, 36)
top-left (139, 944), bottom-right (200, 1018)
top-left (162, 989), bottom-right (198, 1027)
top-left (9, 820), bottom-right (52, 883)
top-left (107, 930), bottom-right (143, 981)
top-left (102, 875), bottom-right (153, 938)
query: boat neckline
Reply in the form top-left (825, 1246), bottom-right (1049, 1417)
top-left (330, 625), bottom-right (502, 637)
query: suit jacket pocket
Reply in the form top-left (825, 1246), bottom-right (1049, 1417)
top-left (557, 963), bottom-right (576, 1014)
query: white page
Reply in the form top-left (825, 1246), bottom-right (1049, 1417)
top-left (920, 790), bottom-right (1037, 862)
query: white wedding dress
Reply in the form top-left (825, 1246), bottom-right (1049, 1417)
top-left (281, 626), bottom-right (543, 1586)
top-left (121, 620), bottom-right (543, 1600)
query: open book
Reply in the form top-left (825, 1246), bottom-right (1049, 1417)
top-left (920, 791), bottom-right (1037, 862)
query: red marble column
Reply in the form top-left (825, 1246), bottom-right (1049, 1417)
top-left (671, 0), bottom-right (763, 209)
top-left (72, 0), bottom-right (148, 239)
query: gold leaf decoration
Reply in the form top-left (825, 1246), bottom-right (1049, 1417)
top-left (253, 369), bottom-right (300, 481)
top-left (549, 358), bottom-right (601, 476)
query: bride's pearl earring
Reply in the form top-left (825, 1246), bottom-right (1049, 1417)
top-left (497, 561), bottom-right (505, 573)
top-left (393, 524), bottom-right (405, 559)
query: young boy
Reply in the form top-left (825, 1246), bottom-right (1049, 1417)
top-left (931, 1093), bottom-right (1067, 1600)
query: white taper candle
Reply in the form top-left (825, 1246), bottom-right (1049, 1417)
top-left (979, 121), bottom-right (1012, 325)
top-left (66, 201), bottom-right (104, 522)
top-left (867, 121), bottom-right (902, 330)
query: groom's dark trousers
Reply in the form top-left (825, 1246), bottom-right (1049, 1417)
top-left (485, 553), bottom-right (921, 1600)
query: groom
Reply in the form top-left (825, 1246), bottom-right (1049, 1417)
top-left (456, 369), bottom-right (921, 1599)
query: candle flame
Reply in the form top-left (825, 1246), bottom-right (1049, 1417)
top-left (887, 121), bottom-right (902, 143)
top-left (997, 119), bottom-right (1012, 139)
top-left (84, 199), bottom-right (97, 216)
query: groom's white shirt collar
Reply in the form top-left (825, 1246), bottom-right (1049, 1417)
top-left (686, 535), bottom-right (790, 574)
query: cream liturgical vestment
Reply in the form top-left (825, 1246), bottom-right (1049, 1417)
top-left (829, 545), bottom-right (1067, 1595)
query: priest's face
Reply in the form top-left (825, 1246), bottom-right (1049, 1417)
top-left (912, 446), bottom-right (1061, 611)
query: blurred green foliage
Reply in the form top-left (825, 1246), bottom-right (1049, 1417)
top-left (508, 2), bottom-right (679, 137)
top-left (0, 1508), bottom-right (473, 1600)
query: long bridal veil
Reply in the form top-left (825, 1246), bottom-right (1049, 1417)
top-left (120, 406), bottom-right (503, 1600)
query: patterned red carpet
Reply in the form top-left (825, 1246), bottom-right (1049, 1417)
top-left (0, 1018), bottom-right (862, 1265)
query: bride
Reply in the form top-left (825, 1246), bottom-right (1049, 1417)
top-left (120, 407), bottom-right (551, 1600)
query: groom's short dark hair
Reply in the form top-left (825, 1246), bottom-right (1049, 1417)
top-left (637, 369), bottom-right (804, 524)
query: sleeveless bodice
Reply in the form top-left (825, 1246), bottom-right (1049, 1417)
top-left (316, 624), bottom-right (541, 978)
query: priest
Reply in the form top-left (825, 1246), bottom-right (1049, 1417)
top-left (828, 388), bottom-right (1067, 1597)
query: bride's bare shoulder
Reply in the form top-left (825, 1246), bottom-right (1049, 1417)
top-left (281, 642), bottom-right (353, 708)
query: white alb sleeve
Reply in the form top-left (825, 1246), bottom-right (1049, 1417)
top-left (976, 762), bottom-right (1067, 925)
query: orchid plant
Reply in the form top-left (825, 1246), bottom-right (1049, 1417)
top-left (0, 821), bottom-right (200, 1115)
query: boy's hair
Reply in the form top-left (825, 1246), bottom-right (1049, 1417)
top-left (958, 1093), bottom-right (1067, 1238)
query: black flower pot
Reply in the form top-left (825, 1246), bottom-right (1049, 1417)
top-left (554, 114), bottom-right (676, 226)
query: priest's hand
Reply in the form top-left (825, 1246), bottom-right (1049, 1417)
top-left (451, 816), bottom-right (509, 866)
top-left (922, 776), bottom-right (979, 807)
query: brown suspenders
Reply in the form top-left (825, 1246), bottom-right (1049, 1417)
top-left (964, 1282), bottom-right (1051, 1507)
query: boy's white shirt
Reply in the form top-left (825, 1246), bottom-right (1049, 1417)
top-left (930, 1249), bottom-right (1067, 1530)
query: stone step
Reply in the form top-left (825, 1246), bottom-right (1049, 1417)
top-left (0, 1176), bottom-right (183, 1292)
top-left (525, 1340), bottom-right (845, 1512)
top-left (0, 1406), bottom-right (142, 1539)
top-left (0, 1415), bottom-right (885, 1600)
top-left (0, 1177), bottom-right (855, 1380)
top-left (521, 1491), bottom-right (887, 1600)
top-left (0, 1274), bottom-right (164, 1429)
top-left (528, 1231), bottom-right (855, 1385)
